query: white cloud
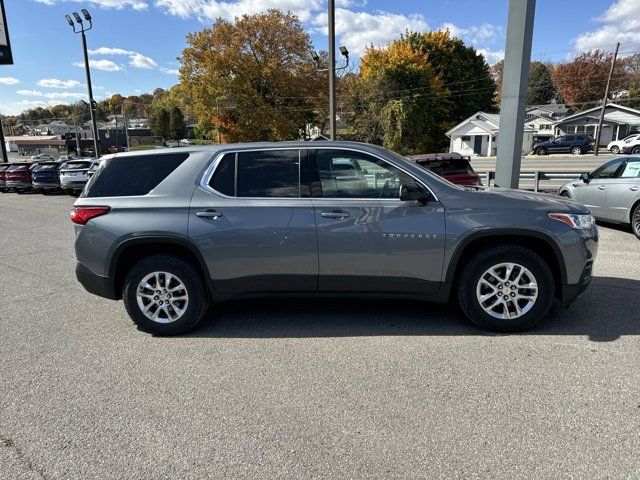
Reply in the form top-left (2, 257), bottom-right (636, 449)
top-left (571, 0), bottom-right (640, 57)
top-left (476, 48), bottom-right (504, 65)
top-left (129, 53), bottom-right (157, 69)
top-left (74, 59), bottom-right (123, 71)
top-left (312, 9), bottom-right (428, 54)
top-left (17, 89), bottom-right (45, 96)
top-left (33, 0), bottom-right (148, 10)
top-left (37, 78), bottom-right (82, 89)
top-left (88, 46), bottom-right (158, 69)
top-left (43, 91), bottom-right (88, 100)
top-left (0, 77), bottom-right (20, 85)
top-left (441, 22), bottom-right (503, 46)
top-left (160, 67), bottom-right (179, 74)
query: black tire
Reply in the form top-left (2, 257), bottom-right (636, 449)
top-left (536, 148), bottom-right (547, 155)
top-left (610, 146), bottom-right (620, 154)
top-left (457, 245), bottom-right (555, 332)
top-left (571, 146), bottom-right (583, 155)
top-left (123, 255), bottom-right (209, 335)
top-left (632, 203), bottom-right (640, 240)
top-left (559, 190), bottom-right (571, 198)
top-left (632, 147), bottom-right (640, 155)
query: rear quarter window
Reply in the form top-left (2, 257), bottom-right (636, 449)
top-left (84, 153), bottom-right (189, 198)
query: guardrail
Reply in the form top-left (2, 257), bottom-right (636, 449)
top-left (478, 171), bottom-right (580, 192)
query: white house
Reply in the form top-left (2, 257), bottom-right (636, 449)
top-left (526, 114), bottom-right (555, 142)
top-left (525, 103), bottom-right (569, 120)
top-left (446, 112), bottom-right (535, 157)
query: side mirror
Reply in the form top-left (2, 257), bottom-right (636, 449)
top-left (580, 172), bottom-right (590, 183)
top-left (400, 183), bottom-right (430, 203)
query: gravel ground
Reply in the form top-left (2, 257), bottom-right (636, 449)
top-left (0, 192), bottom-right (639, 479)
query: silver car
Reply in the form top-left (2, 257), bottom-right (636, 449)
top-left (72, 142), bottom-right (599, 336)
top-left (559, 156), bottom-right (640, 239)
top-left (59, 159), bottom-right (99, 194)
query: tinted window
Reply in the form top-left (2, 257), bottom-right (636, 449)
top-left (63, 161), bottom-right (92, 170)
top-left (236, 150), bottom-right (300, 198)
top-left (35, 162), bottom-right (60, 171)
top-left (315, 149), bottom-right (414, 198)
top-left (566, 135), bottom-right (576, 141)
top-left (85, 153), bottom-right (188, 198)
top-left (576, 135), bottom-right (585, 141)
top-left (208, 153), bottom-right (235, 196)
top-left (418, 159), bottom-right (473, 176)
top-left (8, 164), bottom-right (29, 171)
top-left (591, 159), bottom-right (625, 179)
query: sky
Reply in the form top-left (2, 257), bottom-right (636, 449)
top-left (0, 0), bottom-right (639, 115)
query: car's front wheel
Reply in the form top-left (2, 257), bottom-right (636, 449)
top-left (123, 255), bottom-right (209, 335)
top-left (632, 203), bottom-right (640, 240)
top-left (458, 245), bottom-right (555, 332)
top-left (571, 146), bottom-right (583, 155)
top-left (610, 146), bottom-right (620, 154)
top-left (536, 148), bottom-right (547, 155)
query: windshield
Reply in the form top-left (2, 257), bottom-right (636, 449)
top-left (62, 161), bottom-right (92, 170)
top-left (8, 164), bottom-right (30, 171)
top-left (35, 162), bottom-right (60, 171)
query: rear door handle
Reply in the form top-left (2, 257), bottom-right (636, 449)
top-left (196, 209), bottom-right (223, 219)
top-left (321, 210), bottom-right (350, 219)
top-left (598, 186), bottom-right (606, 190)
top-left (630, 186), bottom-right (639, 191)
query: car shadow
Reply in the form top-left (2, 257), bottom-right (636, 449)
top-left (185, 276), bottom-right (640, 342)
top-left (597, 220), bottom-right (634, 235)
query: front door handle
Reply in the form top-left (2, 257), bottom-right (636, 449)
top-left (630, 186), bottom-right (639, 191)
top-left (321, 210), bottom-right (350, 219)
top-left (598, 186), bottom-right (606, 190)
top-left (196, 209), bottom-right (223, 219)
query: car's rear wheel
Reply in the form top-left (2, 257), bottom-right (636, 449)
top-left (610, 146), bottom-right (620, 154)
top-left (632, 203), bottom-right (640, 240)
top-left (632, 147), bottom-right (640, 155)
top-left (571, 146), bottom-right (583, 155)
top-left (536, 148), bottom-right (547, 155)
top-left (123, 255), bottom-right (209, 335)
top-left (458, 245), bottom-right (555, 332)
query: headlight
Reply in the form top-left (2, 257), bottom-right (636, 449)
top-left (548, 212), bottom-right (595, 229)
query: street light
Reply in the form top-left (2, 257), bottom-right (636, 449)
top-left (65, 9), bottom-right (100, 157)
top-left (312, 42), bottom-right (349, 141)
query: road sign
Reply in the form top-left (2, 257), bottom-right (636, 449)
top-left (0, 0), bottom-right (13, 65)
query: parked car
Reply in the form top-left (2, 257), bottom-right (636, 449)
top-left (60, 159), bottom-right (98, 194)
top-left (533, 135), bottom-right (595, 155)
top-left (607, 134), bottom-right (640, 155)
top-left (5, 162), bottom-right (34, 192)
top-left (31, 161), bottom-right (63, 192)
top-left (30, 153), bottom-right (55, 161)
top-left (620, 137), bottom-right (640, 154)
top-left (179, 139), bottom-right (191, 145)
top-left (166, 140), bottom-right (179, 148)
top-left (73, 142), bottom-right (598, 336)
top-left (58, 155), bottom-right (78, 162)
top-left (409, 153), bottom-right (482, 187)
top-left (86, 161), bottom-right (100, 180)
top-left (0, 163), bottom-right (11, 191)
top-left (558, 156), bottom-right (640, 238)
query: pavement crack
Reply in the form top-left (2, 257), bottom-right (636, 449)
top-left (1, 434), bottom-right (48, 480)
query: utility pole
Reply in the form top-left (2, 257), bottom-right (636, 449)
top-left (495, 0), bottom-right (536, 189)
top-left (1, 0), bottom-right (14, 163)
top-left (122, 106), bottom-right (130, 150)
top-left (66, 10), bottom-right (100, 158)
top-left (0, 114), bottom-right (7, 163)
top-left (595, 41), bottom-right (620, 156)
top-left (328, 0), bottom-right (337, 140)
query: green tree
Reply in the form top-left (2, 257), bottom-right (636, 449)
top-left (628, 76), bottom-right (640, 110)
top-left (527, 61), bottom-right (556, 104)
top-left (169, 106), bottom-right (187, 139)
top-left (151, 107), bottom-right (170, 141)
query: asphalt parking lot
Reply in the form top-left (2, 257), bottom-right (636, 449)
top-left (1, 192), bottom-right (639, 479)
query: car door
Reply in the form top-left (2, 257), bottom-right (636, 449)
top-left (603, 159), bottom-right (640, 223)
top-left (572, 158), bottom-right (626, 219)
top-left (189, 149), bottom-right (318, 294)
top-left (309, 148), bottom-right (445, 294)
top-left (548, 136), bottom-right (565, 153)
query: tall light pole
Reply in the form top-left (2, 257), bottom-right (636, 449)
top-left (66, 9), bottom-right (100, 158)
top-left (312, 44), bottom-right (349, 140)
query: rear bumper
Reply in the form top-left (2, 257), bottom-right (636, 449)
top-left (32, 181), bottom-right (60, 189)
top-left (76, 262), bottom-right (118, 300)
top-left (6, 180), bottom-right (32, 189)
top-left (60, 181), bottom-right (87, 190)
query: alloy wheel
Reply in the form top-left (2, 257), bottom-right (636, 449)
top-left (633, 206), bottom-right (640, 237)
top-left (136, 271), bottom-right (189, 323)
top-left (476, 262), bottom-right (538, 320)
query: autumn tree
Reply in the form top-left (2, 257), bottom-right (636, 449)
top-left (179, 10), bottom-right (317, 142)
top-left (349, 30), bottom-right (494, 154)
top-left (151, 107), bottom-right (170, 141)
top-left (169, 106), bottom-right (187, 139)
top-left (553, 50), bottom-right (627, 109)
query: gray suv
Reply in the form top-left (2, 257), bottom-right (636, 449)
top-left (73, 142), bottom-right (598, 335)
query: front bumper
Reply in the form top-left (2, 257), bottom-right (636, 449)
top-left (557, 225), bottom-right (598, 305)
top-left (76, 262), bottom-right (118, 300)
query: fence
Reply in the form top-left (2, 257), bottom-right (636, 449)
top-left (479, 171), bottom-right (581, 192)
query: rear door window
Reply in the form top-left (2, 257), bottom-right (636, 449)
top-left (84, 153), bottom-right (188, 197)
top-left (208, 153), bottom-right (236, 196)
top-left (236, 150), bottom-right (300, 198)
top-left (566, 135), bottom-right (576, 142)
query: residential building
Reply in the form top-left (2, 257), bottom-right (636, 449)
top-left (446, 112), bottom-right (535, 157)
top-left (526, 114), bottom-right (555, 142)
top-left (525, 103), bottom-right (569, 120)
top-left (553, 103), bottom-right (640, 146)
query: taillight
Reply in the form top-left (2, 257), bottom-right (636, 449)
top-left (70, 206), bottom-right (110, 225)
